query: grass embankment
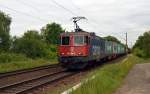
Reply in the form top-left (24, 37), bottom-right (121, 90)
top-left (0, 53), bottom-right (58, 73)
top-left (71, 55), bottom-right (149, 94)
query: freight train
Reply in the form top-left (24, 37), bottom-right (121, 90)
top-left (58, 17), bottom-right (126, 69)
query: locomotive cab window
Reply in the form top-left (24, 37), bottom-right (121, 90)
top-left (74, 36), bottom-right (89, 46)
top-left (61, 36), bottom-right (70, 45)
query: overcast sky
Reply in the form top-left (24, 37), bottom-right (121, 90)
top-left (0, 0), bottom-right (150, 47)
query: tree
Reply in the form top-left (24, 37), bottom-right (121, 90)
top-left (23, 30), bottom-right (42, 40)
top-left (104, 36), bottom-right (121, 43)
top-left (12, 30), bottom-right (49, 59)
top-left (0, 11), bottom-right (11, 52)
top-left (133, 31), bottom-right (150, 58)
top-left (41, 22), bottom-right (65, 44)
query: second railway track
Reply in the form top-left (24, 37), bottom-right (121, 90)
top-left (0, 70), bottom-right (76, 94)
top-left (0, 64), bottom-right (78, 94)
top-left (0, 64), bottom-right (61, 78)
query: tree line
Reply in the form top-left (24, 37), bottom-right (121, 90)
top-left (0, 11), bottom-right (64, 59)
top-left (133, 31), bottom-right (150, 58)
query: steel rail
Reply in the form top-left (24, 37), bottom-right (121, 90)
top-left (0, 64), bottom-right (61, 79)
top-left (0, 70), bottom-right (76, 94)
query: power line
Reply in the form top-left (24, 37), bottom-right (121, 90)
top-left (16, 0), bottom-right (73, 23)
top-left (14, 0), bottom-right (54, 18)
top-left (125, 32), bottom-right (128, 53)
top-left (0, 4), bottom-right (47, 22)
top-left (15, 0), bottom-right (40, 12)
top-left (50, 0), bottom-right (77, 16)
top-left (69, 1), bottom-right (97, 22)
top-left (111, 33), bottom-right (125, 40)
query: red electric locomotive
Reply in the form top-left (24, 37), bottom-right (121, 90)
top-left (58, 31), bottom-right (91, 69)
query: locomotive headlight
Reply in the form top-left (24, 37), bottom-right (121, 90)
top-left (78, 53), bottom-right (83, 55)
top-left (71, 52), bottom-right (74, 55)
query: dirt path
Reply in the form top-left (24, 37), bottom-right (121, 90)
top-left (115, 63), bottom-right (150, 94)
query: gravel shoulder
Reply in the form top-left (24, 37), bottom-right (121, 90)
top-left (115, 63), bottom-right (150, 94)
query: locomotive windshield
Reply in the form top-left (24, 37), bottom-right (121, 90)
top-left (74, 36), bottom-right (89, 46)
top-left (61, 36), bottom-right (70, 45)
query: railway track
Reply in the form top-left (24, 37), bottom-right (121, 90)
top-left (0, 70), bottom-right (76, 94)
top-left (0, 64), bottom-right (78, 94)
top-left (0, 64), bottom-right (60, 79)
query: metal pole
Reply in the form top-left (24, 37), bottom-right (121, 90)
top-left (0, 38), bottom-right (2, 44)
top-left (125, 32), bottom-right (128, 53)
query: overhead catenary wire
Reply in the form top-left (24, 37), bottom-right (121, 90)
top-left (111, 32), bottom-right (126, 41)
top-left (14, 0), bottom-right (55, 19)
top-left (13, 0), bottom-right (79, 26)
top-left (50, 0), bottom-right (77, 16)
top-left (69, 1), bottom-right (99, 23)
top-left (0, 4), bottom-right (48, 22)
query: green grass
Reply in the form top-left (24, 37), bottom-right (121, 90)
top-left (0, 53), bottom-right (29, 63)
top-left (0, 53), bottom-right (58, 73)
top-left (71, 55), bottom-right (149, 94)
top-left (0, 59), bottom-right (58, 73)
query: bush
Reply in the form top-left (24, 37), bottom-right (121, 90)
top-left (12, 38), bottom-right (49, 59)
top-left (46, 50), bottom-right (57, 60)
top-left (49, 45), bottom-right (57, 52)
top-left (12, 30), bottom-right (58, 59)
top-left (12, 38), bottom-right (57, 60)
top-left (44, 44), bottom-right (57, 60)
top-left (133, 48), bottom-right (145, 57)
top-left (0, 53), bottom-right (29, 63)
